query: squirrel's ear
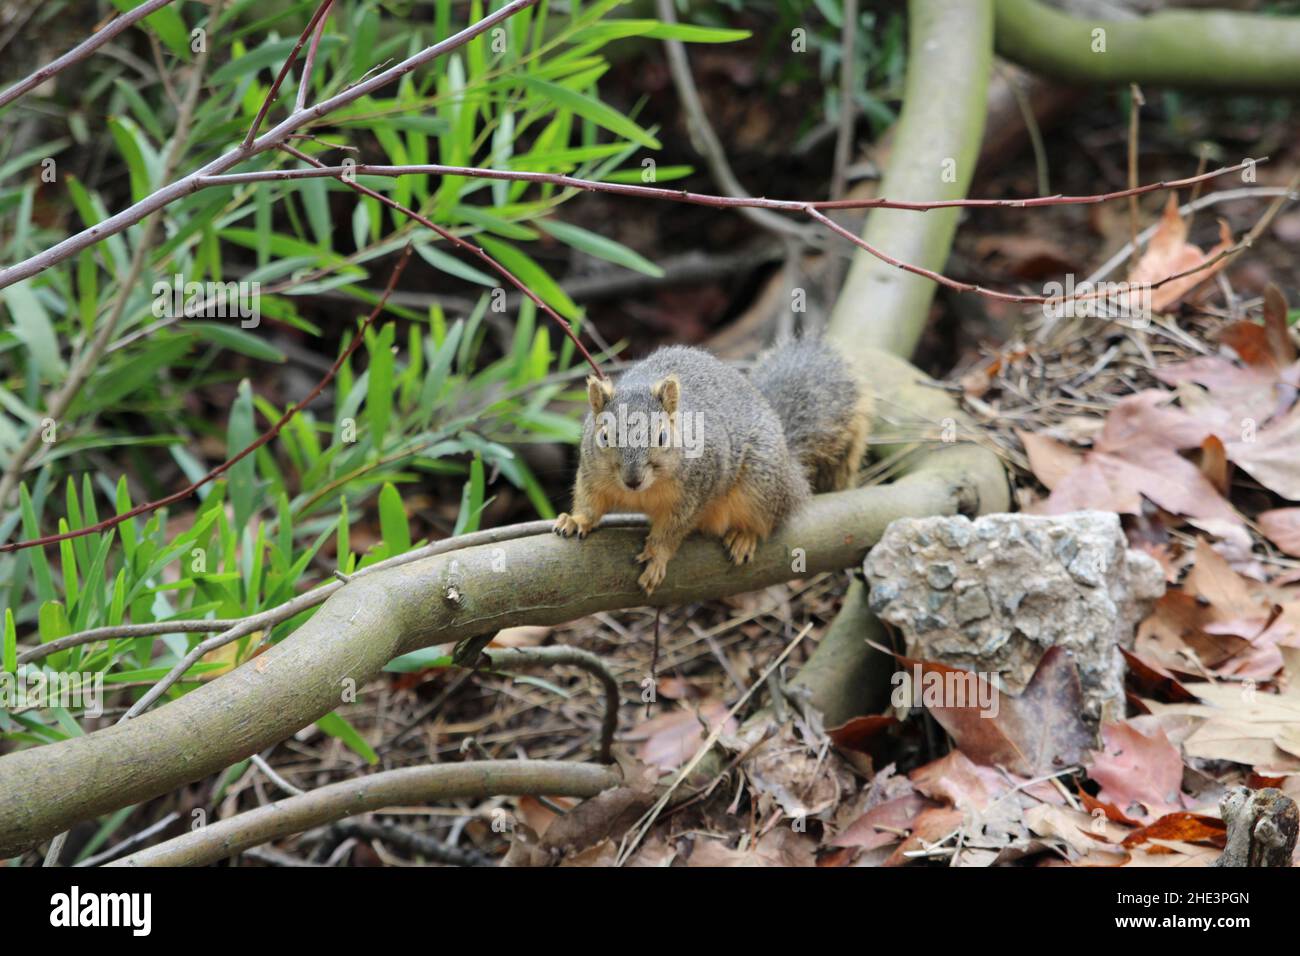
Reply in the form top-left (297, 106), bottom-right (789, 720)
top-left (652, 374), bottom-right (680, 414)
top-left (587, 375), bottom-right (614, 413)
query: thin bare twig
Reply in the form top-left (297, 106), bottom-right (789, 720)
top-left (0, 0), bottom-right (179, 111)
top-left (0, 0), bottom-right (540, 291)
top-left (830, 0), bottom-right (858, 201)
top-left (294, 0), bottom-right (336, 112)
top-left (5, 247), bottom-right (414, 555)
top-left (652, 0), bottom-right (814, 242)
top-left (197, 157), bottom-right (1262, 215)
top-left (1127, 84), bottom-right (1145, 250)
top-left (278, 143), bottom-right (605, 377)
top-left (242, 0), bottom-right (337, 148)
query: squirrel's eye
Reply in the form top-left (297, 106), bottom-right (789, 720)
top-left (595, 426), bottom-right (609, 448)
top-left (657, 426), bottom-right (670, 447)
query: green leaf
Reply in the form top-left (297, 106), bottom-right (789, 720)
top-left (414, 244), bottom-right (495, 286)
top-left (574, 21), bottom-right (751, 44)
top-left (112, 0), bottom-right (191, 59)
top-left (210, 35), bottom-right (345, 85)
top-left (107, 116), bottom-right (156, 201)
top-left (189, 322), bottom-right (286, 363)
top-left (366, 323), bottom-right (395, 451)
top-left (538, 219), bottom-right (663, 277)
top-left (477, 236), bottom-right (582, 321)
top-left (2, 609), bottom-right (15, 674)
top-left (228, 380), bottom-right (257, 529)
top-left (2, 280), bottom-right (66, 379)
top-left (377, 482), bottom-right (410, 555)
top-left (316, 711), bottom-right (378, 764)
top-left (522, 77), bottom-right (660, 150)
top-left (453, 454), bottom-right (486, 536)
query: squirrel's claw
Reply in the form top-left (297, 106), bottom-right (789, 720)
top-left (553, 513), bottom-right (592, 538)
top-left (635, 545), bottom-right (668, 593)
top-left (724, 530), bottom-right (759, 565)
top-left (637, 558), bottom-right (668, 594)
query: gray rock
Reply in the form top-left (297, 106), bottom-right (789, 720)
top-left (865, 511), bottom-right (1165, 723)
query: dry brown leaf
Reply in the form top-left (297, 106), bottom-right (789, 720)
top-left (883, 807), bottom-right (965, 867)
top-left (1145, 679), bottom-right (1300, 773)
top-left (1086, 720), bottom-right (1190, 823)
top-left (687, 827), bottom-right (817, 867)
top-left (1127, 195), bottom-right (1235, 312)
top-left (634, 699), bottom-right (736, 772)
top-left (1024, 804), bottom-right (1128, 863)
top-left (893, 646), bottom-right (1095, 777)
top-left (1135, 540), bottom-right (1284, 678)
top-left (1119, 811), bottom-right (1226, 849)
top-left (1017, 393), bottom-right (1239, 523)
top-left (1226, 402), bottom-right (1300, 502)
top-left (1260, 509), bottom-right (1300, 557)
top-left (831, 793), bottom-right (931, 851)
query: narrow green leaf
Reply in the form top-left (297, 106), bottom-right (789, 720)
top-left (522, 77), bottom-right (660, 149)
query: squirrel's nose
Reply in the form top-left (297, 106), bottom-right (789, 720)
top-left (623, 471), bottom-right (646, 491)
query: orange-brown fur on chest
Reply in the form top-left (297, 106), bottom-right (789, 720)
top-left (588, 469), bottom-right (769, 540)
top-left (588, 472), bottom-right (685, 526)
top-left (694, 468), bottom-right (773, 538)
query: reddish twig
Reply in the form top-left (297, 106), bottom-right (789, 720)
top-left (0, 247), bottom-right (414, 554)
top-left (204, 159), bottom-right (1260, 310)
top-left (0, 0), bottom-right (180, 111)
top-left (198, 157), bottom-right (1262, 214)
top-left (0, 0), bottom-right (540, 290)
top-left (805, 205), bottom-right (1252, 306)
top-left (294, 0), bottom-right (336, 112)
top-left (278, 144), bottom-right (605, 378)
top-left (242, 0), bottom-right (337, 148)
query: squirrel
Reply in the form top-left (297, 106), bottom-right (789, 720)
top-left (553, 339), bottom-right (873, 594)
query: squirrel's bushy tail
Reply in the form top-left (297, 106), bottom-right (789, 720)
top-left (750, 338), bottom-right (873, 493)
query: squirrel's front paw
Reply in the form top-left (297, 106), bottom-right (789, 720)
top-left (635, 546), bottom-right (669, 594)
top-left (553, 512), bottom-right (593, 538)
top-left (724, 530), bottom-right (759, 565)
top-left (637, 557), bottom-right (668, 594)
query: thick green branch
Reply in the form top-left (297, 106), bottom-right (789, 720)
top-left (995, 0), bottom-right (1300, 92)
top-left (0, 447), bottom-right (981, 859)
top-left (809, 0), bottom-right (1006, 726)
top-left (828, 0), bottom-right (993, 358)
top-left (110, 761), bottom-right (620, 867)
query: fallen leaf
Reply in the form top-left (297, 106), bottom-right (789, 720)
top-left (1260, 509), bottom-right (1300, 557)
top-left (688, 827), bottom-right (817, 867)
top-left (1086, 720), bottom-right (1190, 823)
top-left (893, 646), bottom-right (1095, 777)
top-left (1017, 393), bottom-right (1239, 523)
top-left (1144, 680), bottom-right (1300, 773)
top-left (1024, 804), bottom-right (1127, 863)
top-left (883, 807), bottom-right (965, 867)
top-left (634, 699), bottom-right (735, 772)
top-left (1119, 812), bottom-right (1226, 849)
top-left (831, 793), bottom-right (931, 850)
top-left (1127, 195), bottom-right (1235, 313)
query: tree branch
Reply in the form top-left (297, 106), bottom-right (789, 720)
top-left (0, 0), bottom-right (540, 291)
top-left (0, 453), bottom-right (982, 858)
top-left (995, 0), bottom-right (1300, 92)
top-left (109, 761), bottom-right (621, 866)
top-left (0, 0), bottom-right (180, 111)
